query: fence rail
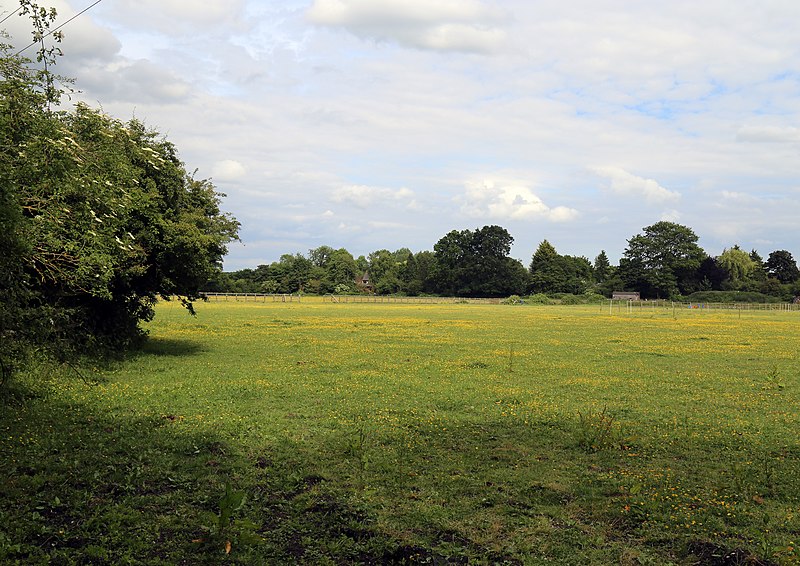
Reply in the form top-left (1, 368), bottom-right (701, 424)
top-left (203, 292), bottom-right (303, 302)
top-left (200, 293), bottom-right (800, 311)
top-left (606, 299), bottom-right (800, 312)
top-left (324, 295), bottom-right (503, 304)
top-left (201, 293), bottom-right (503, 304)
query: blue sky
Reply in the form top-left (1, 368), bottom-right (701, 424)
top-left (5, 0), bottom-right (800, 269)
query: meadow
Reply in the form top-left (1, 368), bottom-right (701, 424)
top-left (2, 300), bottom-right (799, 564)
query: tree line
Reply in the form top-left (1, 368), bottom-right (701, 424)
top-left (213, 221), bottom-right (800, 302)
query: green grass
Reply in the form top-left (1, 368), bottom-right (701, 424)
top-left (2, 300), bottom-right (800, 564)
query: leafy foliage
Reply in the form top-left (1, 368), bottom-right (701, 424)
top-left (765, 250), bottom-right (800, 284)
top-left (432, 225), bottom-right (528, 297)
top-left (683, 291), bottom-right (782, 304)
top-left (529, 240), bottom-right (594, 294)
top-left (618, 221), bottom-right (706, 298)
top-left (210, 216), bottom-right (800, 301)
top-left (717, 247), bottom-right (757, 286)
top-left (0, 35), bottom-right (239, 383)
top-left (593, 250), bottom-right (611, 283)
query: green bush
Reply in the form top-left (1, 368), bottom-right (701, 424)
top-left (1, 41), bottom-right (239, 385)
top-left (550, 293), bottom-right (605, 305)
top-left (684, 291), bottom-right (782, 304)
top-left (333, 283), bottom-right (355, 295)
top-left (526, 293), bottom-right (553, 304)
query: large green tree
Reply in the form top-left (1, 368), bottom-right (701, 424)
top-left (748, 250), bottom-right (768, 284)
top-left (717, 246), bottom-right (757, 289)
top-left (618, 221), bottom-right (706, 298)
top-left (325, 248), bottom-right (358, 292)
top-left (397, 252), bottom-right (420, 295)
top-left (593, 250), bottom-right (611, 283)
top-left (268, 254), bottom-right (313, 293)
top-left (0, 24), bottom-right (239, 382)
top-left (528, 240), bottom-right (562, 293)
top-left (765, 250), bottom-right (800, 284)
top-left (368, 249), bottom-right (400, 294)
top-left (432, 226), bottom-right (527, 297)
top-left (308, 245), bottom-right (335, 268)
top-left (413, 250), bottom-right (437, 294)
top-left (529, 241), bottom-right (594, 294)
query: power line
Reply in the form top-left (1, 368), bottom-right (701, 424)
top-left (0, 5), bottom-right (23, 26)
top-left (14, 0), bottom-right (104, 56)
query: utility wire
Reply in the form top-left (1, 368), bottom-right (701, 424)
top-left (0, 5), bottom-right (23, 26)
top-left (14, 0), bottom-right (104, 56)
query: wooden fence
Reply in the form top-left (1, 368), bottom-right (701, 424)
top-left (203, 292), bottom-right (303, 302)
top-left (201, 293), bottom-right (501, 304)
top-left (324, 295), bottom-right (502, 304)
top-left (200, 293), bottom-right (800, 311)
top-left (606, 299), bottom-right (800, 313)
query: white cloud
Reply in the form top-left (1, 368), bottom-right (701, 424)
top-left (39, 0), bottom-right (800, 268)
top-left (289, 209), bottom-right (337, 222)
top-left (660, 210), bottom-right (681, 223)
top-left (100, 0), bottom-right (249, 35)
top-left (460, 179), bottom-right (578, 222)
top-left (212, 160), bottom-right (247, 182)
top-left (331, 185), bottom-right (416, 209)
top-left (337, 222), bottom-right (361, 233)
top-left (720, 191), bottom-right (761, 204)
top-left (736, 126), bottom-right (800, 143)
top-left (117, 60), bottom-right (192, 101)
top-left (307, 0), bottom-right (507, 53)
top-left (368, 221), bottom-right (412, 229)
top-left (593, 166), bottom-right (681, 205)
top-left (4, 0), bottom-right (120, 62)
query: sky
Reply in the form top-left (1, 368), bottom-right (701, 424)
top-left (4, 0), bottom-right (800, 269)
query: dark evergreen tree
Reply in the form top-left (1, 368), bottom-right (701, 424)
top-left (749, 250), bottom-right (768, 283)
top-left (529, 240), bottom-right (563, 293)
top-left (593, 251), bottom-right (611, 283)
top-left (529, 241), bottom-right (593, 294)
top-left (695, 256), bottom-right (728, 291)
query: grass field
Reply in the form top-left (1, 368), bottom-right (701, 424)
top-left (2, 300), bottom-right (799, 564)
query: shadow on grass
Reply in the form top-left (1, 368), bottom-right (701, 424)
top-left (0, 387), bottom-right (536, 564)
top-left (1, 389), bottom-right (239, 563)
top-left (2, 381), bottom-right (790, 565)
top-left (140, 337), bottom-right (205, 357)
top-left (0, 383), bottom-right (456, 564)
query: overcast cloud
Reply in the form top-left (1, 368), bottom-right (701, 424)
top-left (4, 0), bottom-right (800, 268)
